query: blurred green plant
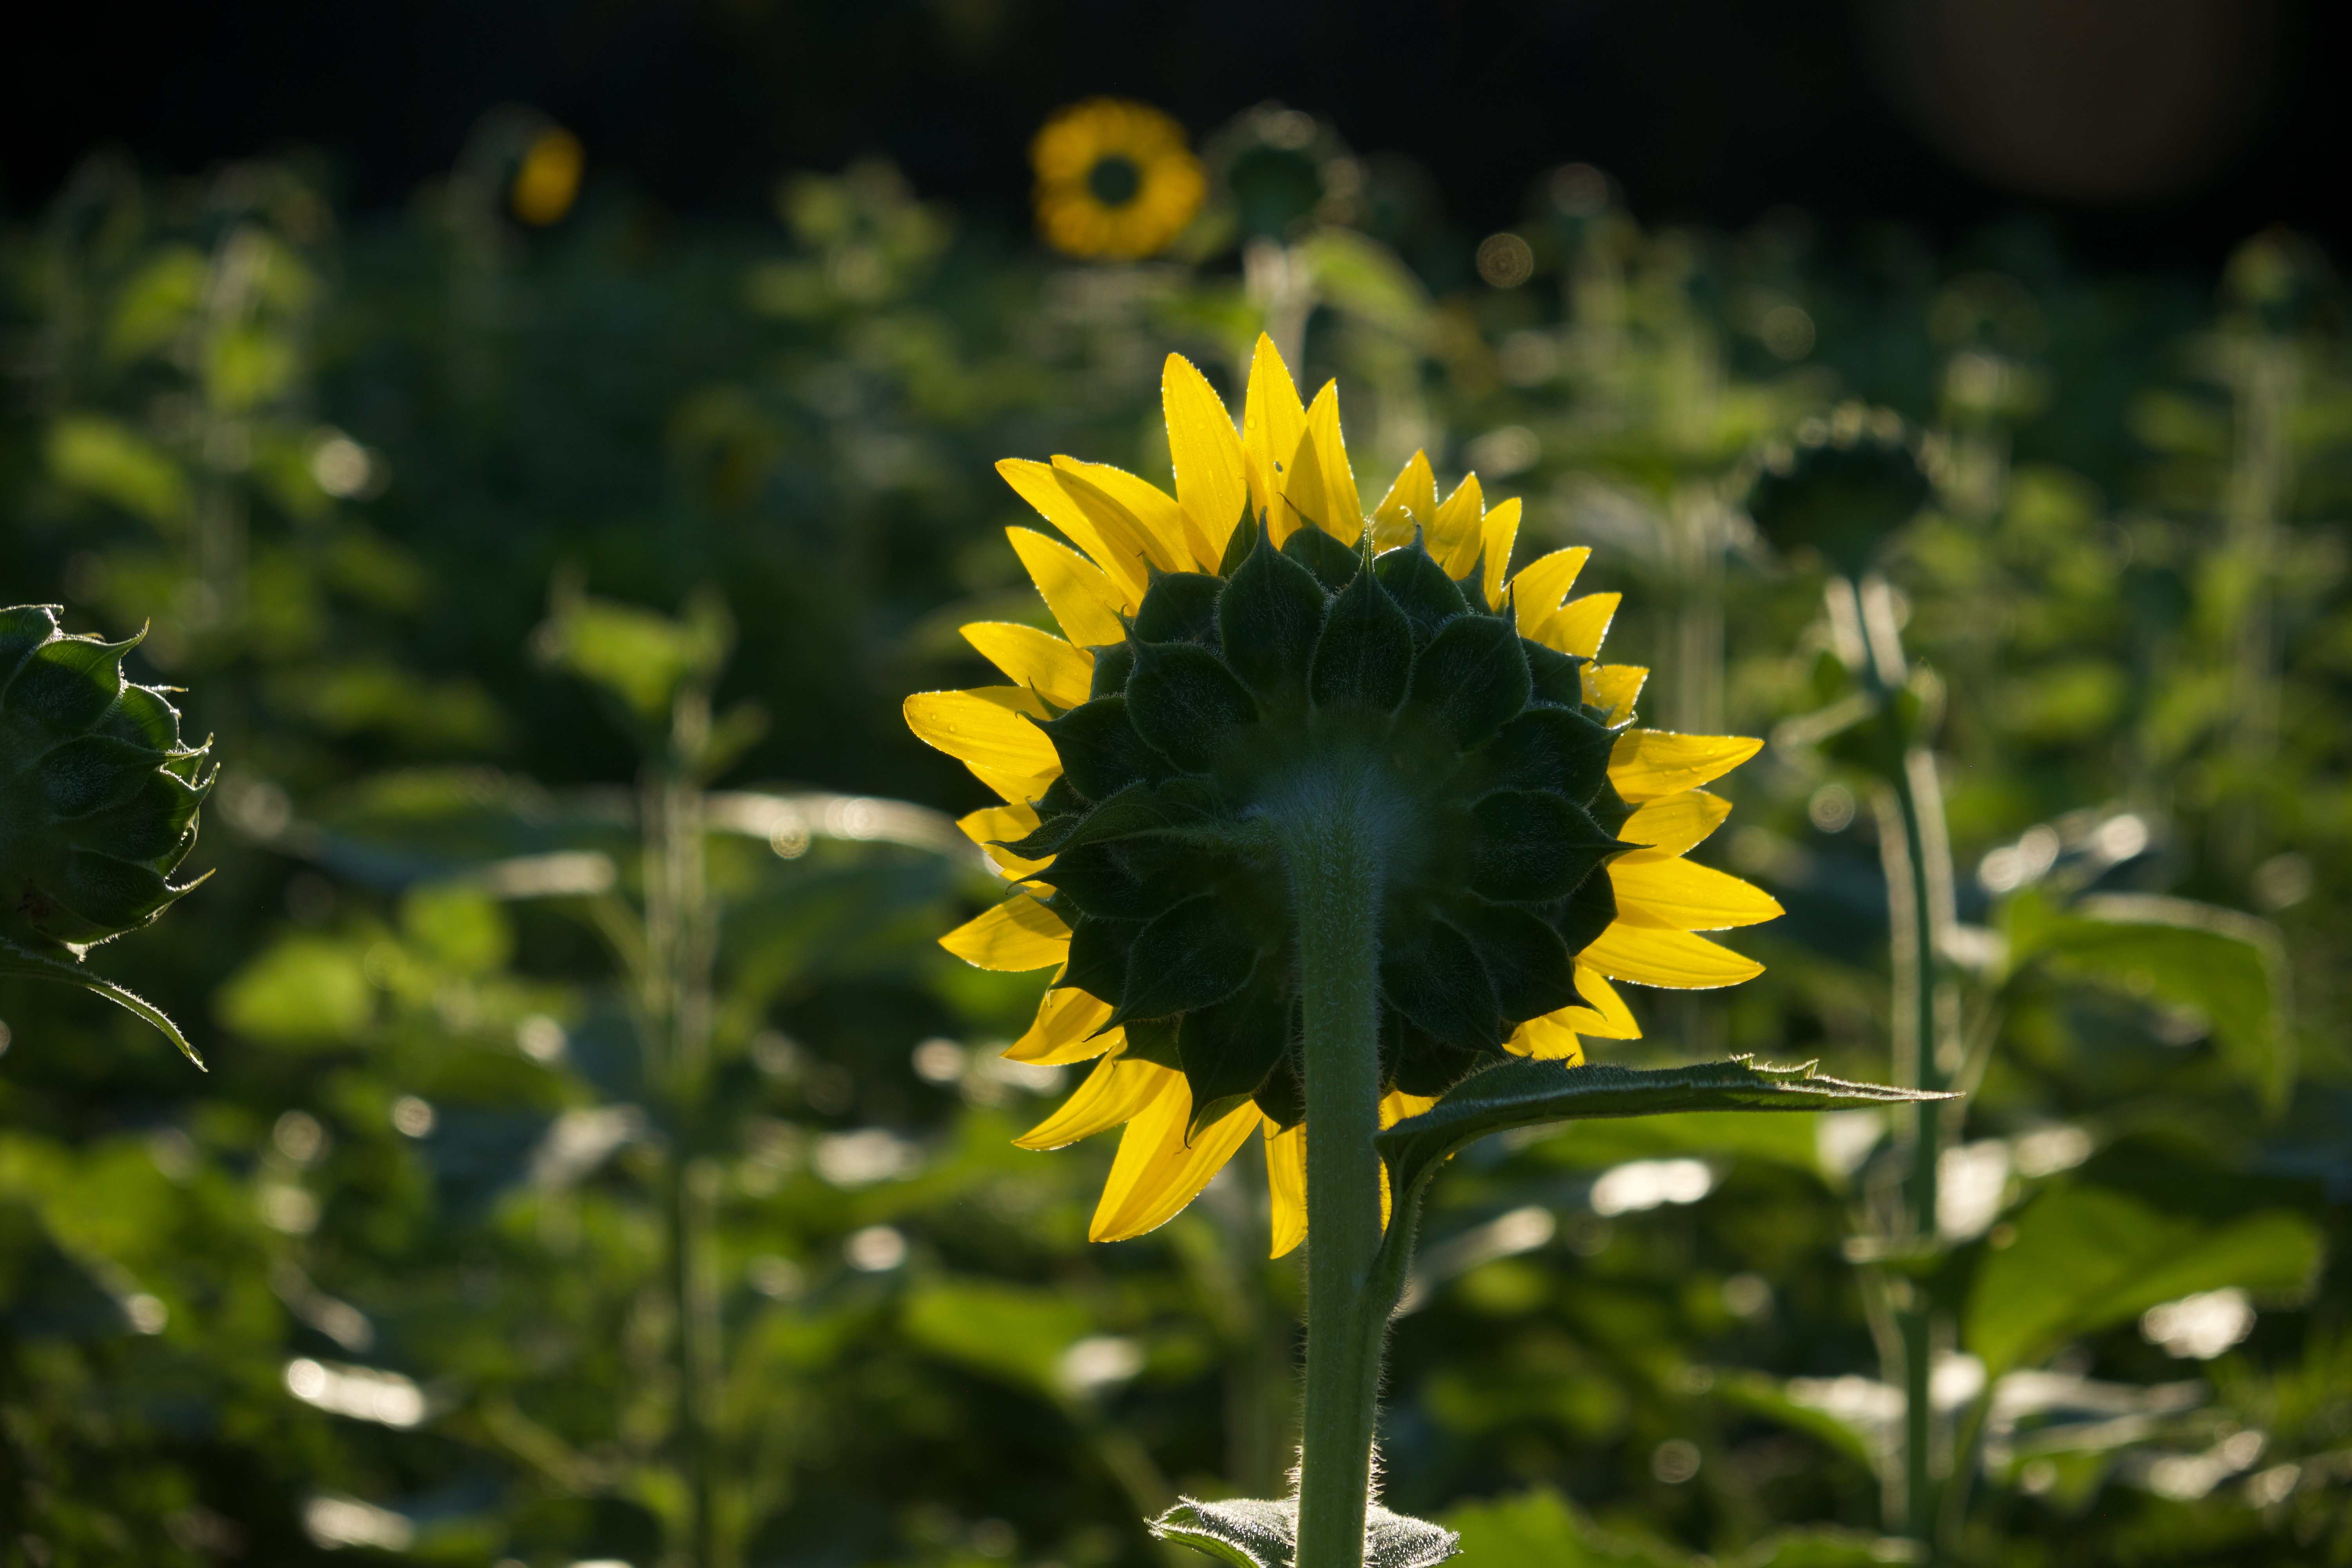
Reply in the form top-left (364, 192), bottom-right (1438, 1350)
top-left (0, 136), bottom-right (2345, 1568)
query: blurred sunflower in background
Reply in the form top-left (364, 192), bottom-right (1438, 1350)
top-left (1030, 97), bottom-right (1206, 261)
top-left (907, 338), bottom-right (1779, 1256)
top-left (511, 124), bottom-right (583, 225)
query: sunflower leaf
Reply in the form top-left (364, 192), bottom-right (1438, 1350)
top-left (1378, 1057), bottom-right (1950, 1226)
top-left (1151, 1494), bottom-right (1461, 1568)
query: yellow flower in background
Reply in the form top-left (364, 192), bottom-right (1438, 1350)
top-left (512, 126), bottom-right (584, 226)
top-left (1030, 98), bottom-right (1205, 261)
top-left (905, 336), bottom-right (1779, 1256)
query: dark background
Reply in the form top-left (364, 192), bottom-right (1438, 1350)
top-left (7, 0), bottom-right (2346, 271)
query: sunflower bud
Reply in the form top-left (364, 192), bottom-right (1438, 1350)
top-left (1748, 411), bottom-right (1931, 579)
top-left (1, 605), bottom-right (214, 957)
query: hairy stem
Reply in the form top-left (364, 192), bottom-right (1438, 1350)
top-left (1284, 771), bottom-right (1390, 1568)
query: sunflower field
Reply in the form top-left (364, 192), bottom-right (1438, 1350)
top-left (0, 107), bottom-right (2347, 1568)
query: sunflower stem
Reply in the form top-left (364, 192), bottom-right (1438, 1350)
top-left (1283, 768), bottom-right (1390, 1568)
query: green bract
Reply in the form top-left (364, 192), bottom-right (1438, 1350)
top-left (1000, 526), bottom-right (1634, 1130)
top-left (0, 605), bottom-right (214, 1060)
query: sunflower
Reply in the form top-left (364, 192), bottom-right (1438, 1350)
top-left (905, 337), bottom-right (1778, 1256)
top-left (1031, 98), bottom-right (1206, 261)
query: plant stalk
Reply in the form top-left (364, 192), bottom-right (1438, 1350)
top-left (1844, 575), bottom-right (1956, 1553)
top-left (1284, 772), bottom-right (1390, 1568)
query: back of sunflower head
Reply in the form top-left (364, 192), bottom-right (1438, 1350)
top-left (0, 605), bottom-right (216, 960)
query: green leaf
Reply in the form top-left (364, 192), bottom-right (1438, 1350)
top-left (1378, 1058), bottom-right (1949, 1226)
top-left (1440, 1488), bottom-right (1686, 1567)
top-left (1152, 1495), bottom-right (1460, 1568)
top-left (900, 1277), bottom-right (1093, 1401)
top-left (1963, 1184), bottom-right (2321, 1379)
top-left (0, 938), bottom-right (203, 1068)
top-left (2005, 889), bottom-right (2294, 1112)
top-left (214, 934), bottom-right (374, 1049)
top-left (1469, 790), bottom-right (1621, 903)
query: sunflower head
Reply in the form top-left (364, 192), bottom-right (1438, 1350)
top-left (1031, 98), bottom-right (1206, 262)
top-left (0, 606), bottom-right (214, 957)
top-left (1748, 409), bottom-right (1931, 579)
top-left (908, 339), bottom-right (1777, 1248)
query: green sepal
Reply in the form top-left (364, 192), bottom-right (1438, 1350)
top-left (1111, 893), bottom-right (1262, 1027)
top-left (1218, 529), bottom-right (1328, 707)
top-left (1379, 916), bottom-right (1499, 1056)
top-left (1088, 641), bottom-right (1136, 699)
top-left (1127, 642), bottom-right (1260, 771)
top-left (35, 733), bottom-right (166, 819)
top-left (1132, 570), bottom-right (1226, 645)
top-left (1450, 900), bottom-right (1583, 1024)
top-left (1376, 1057), bottom-right (1956, 1244)
top-left (1061, 913), bottom-right (1136, 1002)
top-left (0, 936), bottom-right (205, 1069)
top-left (1002, 779), bottom-right (1217, 861)
top-left (1486, 706), bottom-right (1614, 808)
top-left (1309, 559), bottom-right (1414, 713)
top-left (1040, 840), bottom-right (1206, 921)
top-left (1281, 525), bottom-right (1360, 591)
top-left (4, 626), bottom-right (138, 731)
top-left (1216, 509), bottom-right (1259, 576)
top-left (1178, 965), bottom-right (1294, 1137)
top-left (1470, 790), bottom-right (1623, 903)
top-left (1151, 1495), bottom-right (1460, 1568)
top-left (1034, 697), bottom-right (1176, 800)
top-left (1408, 612), bottom-right (1530, 750)
top-left (1548, 862), bottom-right (1619, 951)
top-left (1116, 1013), bottom-right (1185, 1069)
top-left (1522, 640), bottom-right (1589, 709)
top-left (1253, 1051), bottom-right (1304, 1128)
top-left (1373, 543), bottom-right (1467, 641)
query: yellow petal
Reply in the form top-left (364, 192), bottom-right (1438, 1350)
top-left (1007, 527), bottom-right (1126, 647)
top-left (1241, 334), bottom-right (1308, 544)
top-left (1583, 922), bottom-right (1764, 989)
top-left (965, 762), bottom-right (1061, 806)
top-left (1047, 461), bottom-right (1181, 605)
top-left (1608, 731), bottom-right (1765, 802)
top-left (1005, 987), bottom-right (1119, 1066)
top-left (961, 622), bottom-right (1093, 711)
top-left (904, 687), bottom-right (1059, 780)
top-left (940, 892), bottom-right (1071, 972)
top-left (1612, 858), bottom-right (1784, 931)
top-left (1163, 353), bottom-right (1250, 566)
top-left (1584, 664), bottom-right (1647, 724)
top-left (1286, 380), bottom-right (1363, 544)
top-left (1544, 592), bottom-right (1621, 660)
top-left (1479, 497), bottom-right (1521, 610)
top-left (1429, 472), bottom-right (1485, 579)
top-left (1509, 547), bottom-right (1590, 636)
top-left (1506, 1014), bottom-right (1587, 1063)
top-left (1380, 1090), bottom-right (1440, 1129)
top-left (1091, 1074), bottom-right (1259, 1241)
top-left (1558, 964), bottom-right (1641, 1039)
top-left (1017, 1051), bottom-right (1160, 1149)
top-left (1053, 456), bottom-right (1192, 574)
top-left (959, 801), bottom-right (1050, 879)
top-left (1371, 450), bottom-right (1437, 550)
top-left (1374, 1089), bottom-right (1439, 1231)
top-left (998, 459), bottom-right (1149, 609)
top-left (1266, 1120), bottom-right (1307, 1259)
top-left (1618, 789), bottom-right (1733, 864)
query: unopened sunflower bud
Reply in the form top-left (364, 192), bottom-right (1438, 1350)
top-left (1748, 413), bottom-right (1931, 579)
top-left (0, 606), bottom-right (214, 1060)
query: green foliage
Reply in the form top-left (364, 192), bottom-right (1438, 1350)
top-left (1965, 1187), bottom-right (2321, 1380)
top-left (0, 144), bottom-right (2347, 1568)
